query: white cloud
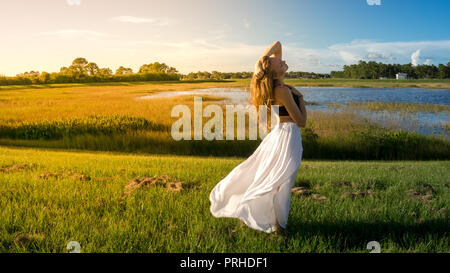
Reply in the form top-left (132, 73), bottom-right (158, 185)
top-left (365, 53), bottom-right (395, 60)
top-left (424, 58), bottom-right (432, 65)
top-left (411, 49), bottom-right (421, 66)
top-left (66, 0), bottom-right (81, 6)
top-left (366, 0), bottom-right (381, 6)
top-left (111, 16), bottom-right (177, 26)
top-left (329, 40), bottom-right (450, 66)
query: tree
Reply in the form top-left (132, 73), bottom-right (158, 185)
top-left (39, 72), bottom-right (51, 83)
top-left (85, 62), bottom-right (100, 76)
top-left (68, 57), bottom-right (89, 79)
top-left (60, 66), bottom-right (70, 74)
top-left (166, 66), bottom-right (178, 74)
top-left (211, 71), bottom-right (222, 80)
top-left (115, 66), bottom-right (133, 75)
top-left (139, 62), bottom-right (178, 74)
top-left (99, 68), bottom-right (113, 77)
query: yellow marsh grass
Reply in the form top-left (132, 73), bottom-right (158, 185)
top-left (0, 82), bottom-right (238, 126)
top-left (0, 80), bottom-right (381, 141)
top-left (334, 101), bottom-right (450, 114)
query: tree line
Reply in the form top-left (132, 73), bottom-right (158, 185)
top-left (0, 58), bottom-right (180, 85)
top-left (1, 62), bottom-right (330, 85)
top-left (181, 71), bottom-right (329, 80)
top-left (330, 60), bottom-right (450, 79)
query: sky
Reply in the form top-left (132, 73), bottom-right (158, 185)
top-left (1, 0), bottom-right (449, 76)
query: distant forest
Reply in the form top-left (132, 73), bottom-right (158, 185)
top-left (330, 60), bottom-right (450, 79)
top-left (1, 58), bottom-right (450, 86)
top-left (0, 58), bottom-right (180, 86)
top-left (181, 71), bottom-right (330, 80)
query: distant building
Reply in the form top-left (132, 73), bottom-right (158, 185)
top-left (396, 73), bottom-right (408, 80)
top-left (301, 74), bottom-right (316, 79)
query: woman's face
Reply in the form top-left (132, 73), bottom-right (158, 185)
top-left (270, 57), bottom-right (288, 79)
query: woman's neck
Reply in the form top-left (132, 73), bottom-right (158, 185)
top-left (274, 78), bottom-right (285, 86)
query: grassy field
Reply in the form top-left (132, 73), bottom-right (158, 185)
top-left (0, 80), bottom-right (448, 253)
top-left (0, 146), bottom-right (448, 253)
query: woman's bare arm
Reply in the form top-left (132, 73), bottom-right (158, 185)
top-left (275, 86), bottom-right (307, 127)
top-left (284, 84), bottom-right (303, 98)
top-left (285, 85), bottom-right (307, 126)
top-left (260, 41), bottom-right (282, 59)
top-left (297, 96), bottom-right (307, 127)
top-left (254, 41), bottom-right (282, 77)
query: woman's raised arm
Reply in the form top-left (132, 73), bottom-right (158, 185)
top-left (260, 41), bottom-right (282, 59)
top-left (254, 41), bottom-right (282, 78)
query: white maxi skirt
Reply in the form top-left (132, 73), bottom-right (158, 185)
top-left (209, 122), bottom-right (303, 233)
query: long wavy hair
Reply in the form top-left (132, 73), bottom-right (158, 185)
top-left (249, 55), bottom-right (277, 123)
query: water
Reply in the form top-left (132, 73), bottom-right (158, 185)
top-left (137, 87), bottom-right (450, 139)
top-left (136, 87), bottom-right (250, 104)
top-left (298, 87), bottom-right (450, 138)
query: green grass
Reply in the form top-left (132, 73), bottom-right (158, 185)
top-left (0, 114), bottom-right (448, 160)
top-left (0, 146), bottom-right (448, 253)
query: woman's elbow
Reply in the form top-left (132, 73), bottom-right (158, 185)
top-left (297, 122), bottom-right (306, 128)
top-left (296, 117), bottom-right (307, 128)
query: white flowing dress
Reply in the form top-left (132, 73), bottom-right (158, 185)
top-left (209, 121), bottom-right (303, 233)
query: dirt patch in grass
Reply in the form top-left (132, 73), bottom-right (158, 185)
top-left (407, 184), bottom-right (436, 203)
top-left (39, 172), bottom-right (61, 180)
top-left (311, 193), bottom-right (327, 200)
top-left (13, 233), bottom-right (45, 246)
top-left (336, 180), bottom-right (353, 187)
top-left (0, 163), bottom-right (36, 172)
top-left (38, 169), bottom-right (91, 181)
top-left (292, 189), bottom-right (327, 200)
top-left (341, 189), bottom-right (375, 199)
top-left (361, 178), bottom-right (387, 190)
top-left (122, 174), bottom-right (196, 199)
top-left (291, 186), bottom-right (311, 196)
top-left (407, 190), bottom-right (433, 202)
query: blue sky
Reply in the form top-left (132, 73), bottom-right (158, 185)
top-left (0, 0), bottom-right (449, 76)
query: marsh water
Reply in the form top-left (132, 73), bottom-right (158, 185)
top-left (138, 87), bottom-right (450, 139)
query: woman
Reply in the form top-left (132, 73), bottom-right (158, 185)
top-left (209, 41), bottom-right (307, 233)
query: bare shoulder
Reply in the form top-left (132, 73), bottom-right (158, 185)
top-left (273, 85), bottom-right (291, 102)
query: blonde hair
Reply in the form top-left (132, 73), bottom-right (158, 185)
top-left (249, 55), bottom-right (276, 123)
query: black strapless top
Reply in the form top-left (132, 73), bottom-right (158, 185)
top-left (275, 84), bottom-right (300, 116)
